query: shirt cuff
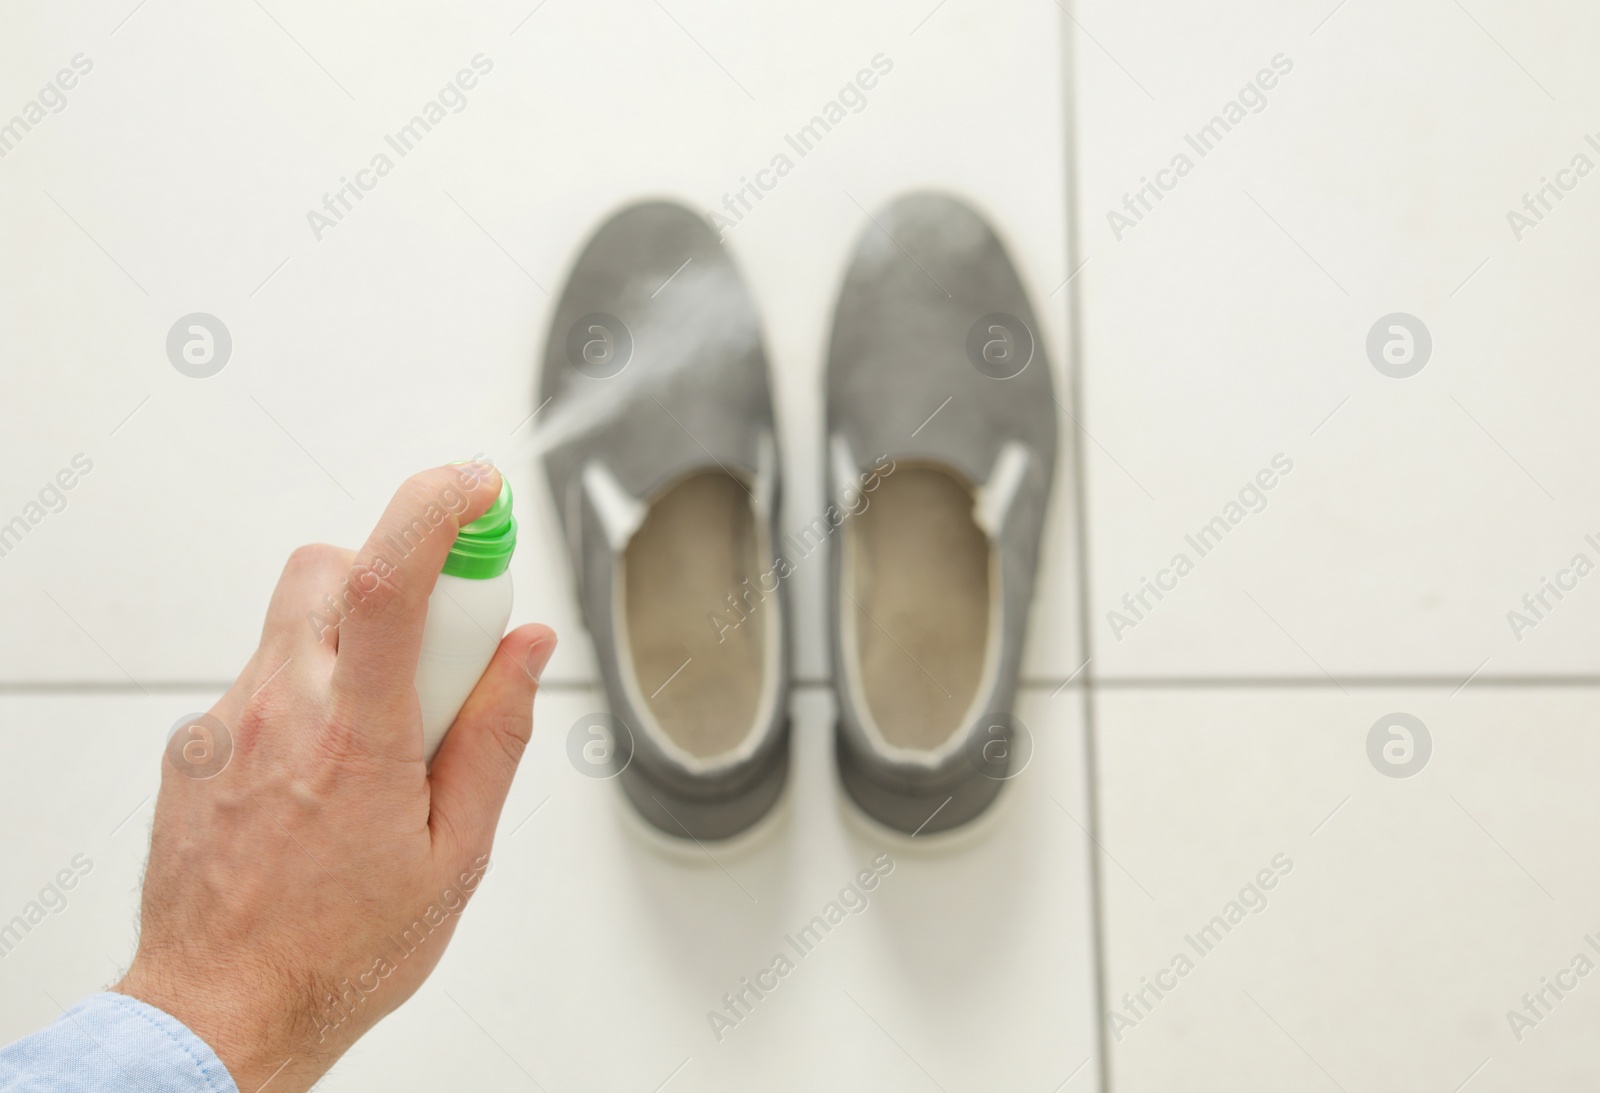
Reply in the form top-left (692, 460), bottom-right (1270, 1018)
top-left (0, 992), bottom-right (238, 1093)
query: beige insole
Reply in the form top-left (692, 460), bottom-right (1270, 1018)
top-left (850, 466), bottom-right (990, 751)
top-left (623, 471), bottom-right (765, 759)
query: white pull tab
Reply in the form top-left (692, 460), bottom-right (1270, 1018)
top-left (829, 433), bottom-right (860, 507)
top-left (973, 442), bottom-right (1030, 538)
top-left (582, 461), bottom-right (648, 551)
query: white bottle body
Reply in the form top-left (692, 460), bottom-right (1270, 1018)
top-left (416, 570), bottom-right (514, 762)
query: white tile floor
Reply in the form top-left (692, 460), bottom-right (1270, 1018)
top-left (0, 687), bottom-right (1100, 1093)
top-left (1095, 688), bottom-right (1600, 1093)
top-left (0, 0), bottom-right (1081, 688)
top-left (4, 1), bottom-right (1600, 1090)
top-left (1075, 0), bottom-right (1600, 681)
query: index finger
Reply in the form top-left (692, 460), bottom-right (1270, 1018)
top-left (330, 461), bottom-right (503, 722)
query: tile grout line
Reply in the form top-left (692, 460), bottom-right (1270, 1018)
top-left (1058, 4), bottom-right (1112, 1091)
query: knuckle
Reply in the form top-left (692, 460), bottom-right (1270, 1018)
top-left (343, 553), bottom-right (407, 618)
top-left (282, 542), bottom-right (346, 581)
top-left (232, 695), bottom-right (274, 752)
top-left (312, 705), bottom-right (371, 763)
top-left (486, 716), bottom-right (532, 771)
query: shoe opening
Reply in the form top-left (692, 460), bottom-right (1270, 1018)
top-left (847, 464), bottom-right (991, 751)
top-left (623, 470), bottom-right (767, 760)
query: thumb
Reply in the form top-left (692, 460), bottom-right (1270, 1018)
top-left (427, 623), bottom-right (557, 860)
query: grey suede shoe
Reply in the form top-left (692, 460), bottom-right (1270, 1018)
top-left (539, 201), bottom-right (789, 842)
top-left (826, 193), bottom-right (1058, 836)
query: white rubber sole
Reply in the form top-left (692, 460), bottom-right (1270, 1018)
top-left (834, 771), bottom-right (1017, 856)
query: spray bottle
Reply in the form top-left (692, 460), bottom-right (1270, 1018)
top-left (416, 474), bottom-right (517, 762)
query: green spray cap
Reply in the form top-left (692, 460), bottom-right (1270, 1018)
top-left (442, 472), bottom-right (516, 579)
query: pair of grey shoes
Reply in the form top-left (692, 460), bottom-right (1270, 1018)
top-left (539, 193), bottom-right (1057, 842)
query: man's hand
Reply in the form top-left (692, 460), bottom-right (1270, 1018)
top-left (115, 463), bottom-right (556, 1093)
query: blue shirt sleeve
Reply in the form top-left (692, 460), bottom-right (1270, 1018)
top-left (0, 992), bottom-right (238, 1093)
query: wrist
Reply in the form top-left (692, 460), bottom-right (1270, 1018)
top-left (115, 957), bottom-right (324, 1093)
